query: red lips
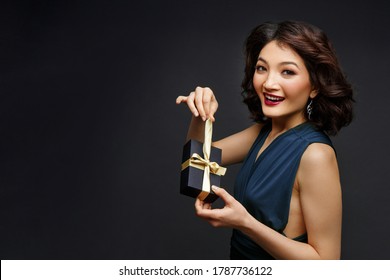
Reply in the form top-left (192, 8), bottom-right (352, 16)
top-left (264, 93), bottom-right (285, 106)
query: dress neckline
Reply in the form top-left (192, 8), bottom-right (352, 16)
top-left (254, 121), bottom-right (310, 164)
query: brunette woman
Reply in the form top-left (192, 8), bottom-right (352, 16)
top-left (176, 20), bottom-right (354, 259)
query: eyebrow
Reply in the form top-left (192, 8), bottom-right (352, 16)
top-left (257, 57), bottom-right (300, 69)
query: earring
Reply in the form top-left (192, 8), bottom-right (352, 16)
top-left (307, 99), bottom-right (313, 120)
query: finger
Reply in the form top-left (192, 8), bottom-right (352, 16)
top-left (202, 87), bottom-right (213, 119)
top-left (212, 186), bottom-right (234, 205)
top-left (195, 198), bottom-right (209, 215)
top-left (195, 199), bottom-right (212, 211)
top-left (194, 87), bottom-right (206, 121)
top-left (175, 95), bottom-right (188, 104)
top-left (208, 219), bottom-right (222, 228)
top-left (209, 98), bottom-right (218, 122)
top-left (195, 198), bottom-right (203, 210)
top-left (176, 93), bottom-right (200, 117)
top-left (186, 92), bottom-right (199, 117)
top-left (203, 202), bottom-right (212, 210)
top-left (195, 199), bottom-right (215, 217)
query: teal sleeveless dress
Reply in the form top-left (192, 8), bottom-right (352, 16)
top-left (230, 122), bottom-right (333, 259)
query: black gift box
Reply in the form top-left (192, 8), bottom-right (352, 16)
top-left (180, 139), bottom-right (223, 203)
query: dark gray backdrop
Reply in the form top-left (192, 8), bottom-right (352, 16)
top-left (1, 0), bottom-right (389, 259)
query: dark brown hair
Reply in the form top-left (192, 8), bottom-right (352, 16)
top-left (241, 20), bottom-right (354, 135)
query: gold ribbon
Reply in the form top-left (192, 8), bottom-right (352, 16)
top-left (181, 119), bottom-right (227, 200)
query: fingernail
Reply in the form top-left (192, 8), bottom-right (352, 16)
top-left (212, 185), bottom-right (219, 191)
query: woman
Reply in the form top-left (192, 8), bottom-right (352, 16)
top-left (176, 20), bottom-right (354, 260)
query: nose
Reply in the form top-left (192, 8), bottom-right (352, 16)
top-left (263, 72), bottom-right (279, 90)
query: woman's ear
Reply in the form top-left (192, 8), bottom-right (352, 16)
top-left (310, 89), bottom-right (318, 99)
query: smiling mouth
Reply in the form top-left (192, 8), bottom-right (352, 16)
top-left (264, 93), bottom-right (285, 105)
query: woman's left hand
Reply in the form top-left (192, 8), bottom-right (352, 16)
top-left (195, 186), bottom-right (250, 229)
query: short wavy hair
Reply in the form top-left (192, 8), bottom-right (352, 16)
top-left (241, 20), bottom-right (354, 135)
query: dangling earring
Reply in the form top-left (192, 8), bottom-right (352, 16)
top-left (307, 99), bottom-right (313, 120)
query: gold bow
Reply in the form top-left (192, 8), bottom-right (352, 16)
top-left (181, 119), bottom-right (227, 200)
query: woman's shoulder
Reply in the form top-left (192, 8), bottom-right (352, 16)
top-left (301, 142), bottom-right (337, 171)
top-left (297, 142), bottom-right (339, 196)
top-left (293, 122), bottom-right (333, 147)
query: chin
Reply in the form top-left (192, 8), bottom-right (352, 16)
top-left (261, 109), bottom-right (280, 119)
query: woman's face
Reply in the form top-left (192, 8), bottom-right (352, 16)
top-left (253, 40), bottom-right (316, 125)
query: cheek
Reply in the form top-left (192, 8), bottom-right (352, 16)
top-left (252, 74), bottom-right (264, 91)
top-left (284, 80), bottom-right (311, 97)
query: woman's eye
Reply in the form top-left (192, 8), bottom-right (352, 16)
top-left (256, 65), bottom-right (266, 72)
top-left (282, 69), bottom-right (296, 75)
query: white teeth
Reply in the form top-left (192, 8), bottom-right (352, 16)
top-left (265, 94), bottom-right (284, 101)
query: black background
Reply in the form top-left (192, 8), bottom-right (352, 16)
top-left (1, 0), bottom-right (389, 259)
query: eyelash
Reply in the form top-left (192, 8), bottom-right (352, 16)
top-left (282, 70), bottom-right (296, 75)
top-left (255, 65), bottom-right (266, 72)
top-left (255, 65), bottom-right (296, 76)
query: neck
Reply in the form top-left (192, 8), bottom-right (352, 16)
top-left (269, 114), bottom-right (307, 137)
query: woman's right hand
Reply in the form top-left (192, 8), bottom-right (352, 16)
top-left (176, 86), bottom-right (218, 122)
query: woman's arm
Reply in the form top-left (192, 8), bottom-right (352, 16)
top-left (213, 124), bottom-right (262, 166)
top-left (296, 143), bottom-right (342, 259)
top-left (195, 143), bottom-right (342, 259)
